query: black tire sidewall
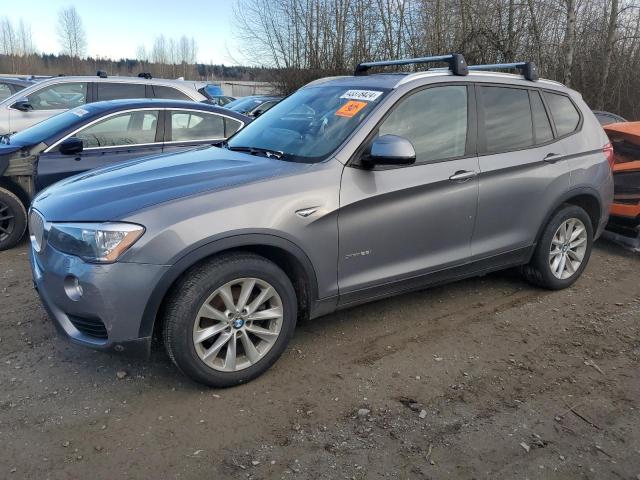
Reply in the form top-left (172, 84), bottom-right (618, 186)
top-left (0, 188), bottom-right (27, 251)
top-left (166, 255), bottom-right (297, 388)
top-left (532, 205), bottom-right (593, 290)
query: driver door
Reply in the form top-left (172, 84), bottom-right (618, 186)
top-left (9, 82), bottom-right (88, 133)
top-left (36, 109), bottom-right (162, 190)
top-left (338, 84), bottom-right (479, 305)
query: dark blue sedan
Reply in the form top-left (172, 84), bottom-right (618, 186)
top-left (0, 99), bottom-right (250, 250)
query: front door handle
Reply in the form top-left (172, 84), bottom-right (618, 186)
top-left (543, 153), bottom-right (563, 163)
top-left (449, 170), bottom-right (478, 182)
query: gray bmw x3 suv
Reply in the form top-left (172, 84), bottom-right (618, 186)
top-left (29, 55), bottom-right (614, 387)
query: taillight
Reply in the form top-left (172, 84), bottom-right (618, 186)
top-left (603, 142), bottom-right (615, 169)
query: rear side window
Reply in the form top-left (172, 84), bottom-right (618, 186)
top-left (530, 91), bottom-right (554, 144)
top-left (481, 86), bottom-right (533, 153)
top-left (378, 85), bottom-right (468, 163)
top-left (224, 117), bottom-right (243, 136)
top-left (0, 84), bottom-right (11, 101)
top-left (153, 86), bottom-right (191, 101)
top-left (544, 92), bottom-right (580, 137)
top-left (98, 82), bottom-right (145, 101)
top-left (170, 111), bottom-right (225, 141)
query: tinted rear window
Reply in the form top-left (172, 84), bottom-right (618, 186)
top-left (481, 86), bottom-right (533, 153)
top-left (544, 92), bottom-right (580, 136)
top-left (97, 82), bottom-right (145, 101)
top-left (152, 85), bottom-right (191, 101)
top-left (530, 91), bottom-right (554, 144)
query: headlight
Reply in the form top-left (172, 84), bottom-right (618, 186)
top-left (47, 222), bottom-right (145, 263)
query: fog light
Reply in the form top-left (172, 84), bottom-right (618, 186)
top-left (63, 275), bottom-right (83, 301)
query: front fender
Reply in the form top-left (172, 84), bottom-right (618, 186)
top-left (135, 232), bottom-right (320, 338)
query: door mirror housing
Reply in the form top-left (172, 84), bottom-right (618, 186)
top-left (252, 109), bottom-right (264, 118)
top-left (366, 135), bottom-right (416, 166)
top-left (58, 137), bottom-right (84, 155)
top-left (10, 99), bottom-right (33, 112)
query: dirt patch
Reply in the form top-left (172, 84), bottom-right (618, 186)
top-left (1, 238), bottom-right (639, 479)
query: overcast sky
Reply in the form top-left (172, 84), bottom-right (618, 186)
top-left (10, 0), bottom-right (243, 64)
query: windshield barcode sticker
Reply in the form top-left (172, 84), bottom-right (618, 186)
top-left (340, 90), bottom-right (383, 102)
top-left (71, 108), bottom-right (89, 117)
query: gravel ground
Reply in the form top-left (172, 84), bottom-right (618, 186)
top-left (1, 238), bottom-right (639, 479)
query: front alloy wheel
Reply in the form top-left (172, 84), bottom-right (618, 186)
top-left (163, 253), bottom-right (297, 387)
top-left (193, 278), bottom-right (283, 372)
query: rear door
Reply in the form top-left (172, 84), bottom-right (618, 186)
top-left (472, 85), bottom-right (570, 260)
top-left (338, 84), bottom-right (479, 304)
top-left (162, 109), bottom-right (243, 153)
top-left (9, 81), bottom-right (88, 133)
top-left (36, 109), bottom-right (162, 189)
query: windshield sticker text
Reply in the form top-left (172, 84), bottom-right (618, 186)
top-left (340, 90), bottom-right (383, 102)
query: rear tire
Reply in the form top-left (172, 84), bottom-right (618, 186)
top-left (162, 252), bottom-right (297, 388)
top-left (522, 205), bottom-right (593, 290)
top-left (0, 187), bottom-right (27, 251)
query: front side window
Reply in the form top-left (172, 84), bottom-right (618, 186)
top-left (378, 85), bottom-right (468, 163)
top-left (170, 111), bottom-right (225, 141)
top-left (74, 110), bottom-right (159, 148)
top-left (26, 82), bottom-right (87, 110)
top-left (227, 85), bottom-right (390, 162)
top-left (481, 86), bottom-right (533, 153)
top-left (97, 82), bottom-right (145, 101)
top-left (544, 92), bottom-right (580, 137)
top-left (153, 85), bottom-right (191, 101)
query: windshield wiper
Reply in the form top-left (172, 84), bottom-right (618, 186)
top-left (227, 145), bottom-right (285, 160)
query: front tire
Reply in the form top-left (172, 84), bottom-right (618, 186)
top-left (162, 253), bottom-right (297, 387)
top-left (0, 187), bottom-right (27, 251)
top-left (522, 205), bottom-right (593, 290)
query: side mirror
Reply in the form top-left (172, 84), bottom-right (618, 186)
top-left (59, 137), bottom-right (84, 156)
top-left (366, 135), bottom-right (416, 166)
top-left (252, 109), bottom-right (264, 118)
top-left (11, 99), bottom-right (33, 112)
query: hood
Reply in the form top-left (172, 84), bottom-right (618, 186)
top-left (33, 146), bottom-right (312, 221)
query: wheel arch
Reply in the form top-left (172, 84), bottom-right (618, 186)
top-left (534, 187), bottom-right (603, 247)
top-left (139, 233), bottom-right (319, 339)
top-left (0, 176), bottom-right (30, 208)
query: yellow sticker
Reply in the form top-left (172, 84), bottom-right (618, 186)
top-left (335, 100), bottom-right (368, 118)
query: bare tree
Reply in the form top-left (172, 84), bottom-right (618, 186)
top-left (57, 6), bottom-right (87, 73)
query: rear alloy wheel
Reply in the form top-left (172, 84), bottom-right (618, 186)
top-left (522, 204), bottom-right (593, 290)
top-left (163, 253), bottom-right (297, 387)
top-left (0, 188), bottom-right (27, 251)
top-left (548, 218), bottom-right (588, 280)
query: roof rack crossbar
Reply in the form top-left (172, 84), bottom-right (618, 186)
top-left (468, 62), bottom-right (538, 81)
top-left (354, 53), bottom-right (468, 77)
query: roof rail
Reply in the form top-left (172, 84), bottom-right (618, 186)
top-left (468, 62), bottom-right (538, 81)
top-left (97, 70), bottom-right (108, 79)
top-left (354, 53), bottom-right (468, 77)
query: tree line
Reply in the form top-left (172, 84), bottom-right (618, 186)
top-left (235, 0), bottom-right (640, 120)
top-left (0, 8), bottom-right (273, 82)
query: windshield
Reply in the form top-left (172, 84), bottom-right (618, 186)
top-left (227, 86), bottom-right (390, 162)
top-left (226, 97), bottom-right (263, 113)
top-left (6, 106), bottom-right (91, 145)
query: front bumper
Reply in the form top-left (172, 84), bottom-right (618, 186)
top-left (30, 241), bottom-right (170, 356)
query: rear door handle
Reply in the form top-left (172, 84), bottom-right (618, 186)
top-left (543, 153), bottom-right (563, 163)
top-left (449, 170), bottom-right (477, 182)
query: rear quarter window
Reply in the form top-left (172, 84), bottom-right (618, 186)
top-left (543, 92), bottom-right (580, 137)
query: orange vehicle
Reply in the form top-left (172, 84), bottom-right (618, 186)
top-left (603, 121), bottom-right (640, 250)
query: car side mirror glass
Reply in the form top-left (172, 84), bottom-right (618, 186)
top-left (366, 135), bottom-right (416, 166)
top-left (58, 137), bottom-right (84, 156)
top-left (11, 99), bottom-right (33, 112)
